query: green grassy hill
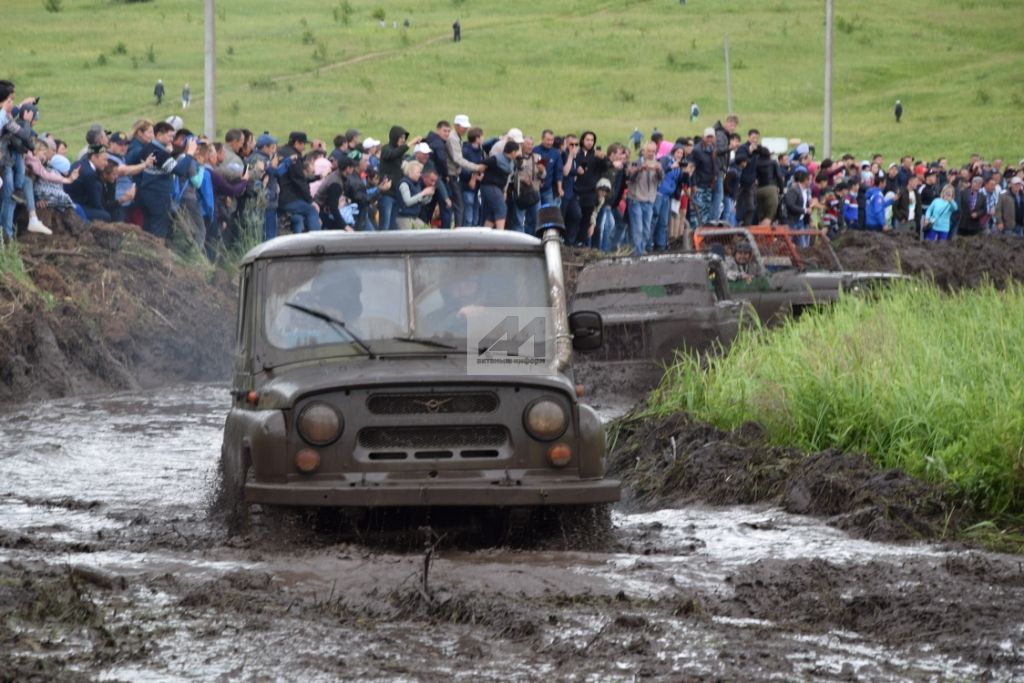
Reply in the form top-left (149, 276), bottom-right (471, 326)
top-left (4, 0), bottom-right (1022, 162)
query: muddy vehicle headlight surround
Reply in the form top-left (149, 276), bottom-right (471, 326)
top-left (297, 402), bottom-right (343, 446)
top-left (524, 398), bottom-right (568, 441)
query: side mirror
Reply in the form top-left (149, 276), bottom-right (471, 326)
top-left (569, 310), bottom-right (603, 352)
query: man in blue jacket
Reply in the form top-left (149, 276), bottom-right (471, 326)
top-left (67, 145), bottom-right (112, 222)
top-left (864, 176), bottom-right (894, 231)
top-left (535, 130), bottom-right (563, 207)
top-left (136, 121), bottom-right (198, 239)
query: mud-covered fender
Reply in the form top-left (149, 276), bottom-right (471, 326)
top-left (577, 403), bottom-right (606, 478)
top-left (223, 408), bottom-right (287, 481)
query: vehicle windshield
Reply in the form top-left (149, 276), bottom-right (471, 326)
top-left (263, 254), bottom-right (549, 352)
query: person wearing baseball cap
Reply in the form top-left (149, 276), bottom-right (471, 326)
top-left (105, 131), bottom-right (155, 221)
top-left (446, 114), bottom-right (486, 226)
top-left (249, 132), bottom-right (281, 240)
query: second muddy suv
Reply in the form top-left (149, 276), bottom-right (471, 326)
top-left (220, 227), bottom-right (619, 526)
top-left (694, 226), bottom-right (904, 323)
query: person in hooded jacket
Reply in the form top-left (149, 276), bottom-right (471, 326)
top-left (379, 125), bottom-right (422, 231)
top-left (573, 131), bottom-right (610, 247)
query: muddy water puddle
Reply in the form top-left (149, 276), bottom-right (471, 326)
top-left (2, 385), bottom-right (1022, 681)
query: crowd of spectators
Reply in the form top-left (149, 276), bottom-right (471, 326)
top-left (2, 77), bottom-right (1022, 255)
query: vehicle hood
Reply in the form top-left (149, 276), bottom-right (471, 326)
top-left (253, 356), bottom-right (576, 408)
top-left (771, 269), bottom-right (906, 288)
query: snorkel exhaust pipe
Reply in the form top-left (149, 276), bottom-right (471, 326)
top-left (538, 206), bottom-right (571, 373)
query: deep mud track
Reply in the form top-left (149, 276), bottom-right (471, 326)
top-left (2, 385), bottom-right (1022, 682)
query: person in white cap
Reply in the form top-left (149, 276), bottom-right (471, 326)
top-left (446, 114), bottom-right (486, 226)
top-left (489, 128), bottom-right (524, 158)
top-left (362, 137), bottom-right (380, 172)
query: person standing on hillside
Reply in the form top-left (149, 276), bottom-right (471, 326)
top-left (425, 120), bottom-right (453, 229)
top-left (446, 114), bottom-right (485, 227)
top-left (181, 84), bottom-right (191, 110)
top-left (627, 141), bottom-right (664, 254)
top-left (894, 100), bottom-right (903, 123)
top-left (277, 131), bottom-right (320, 233)
top-left (630, 128), bottom-right (642, 152)
top-left (135, 121), bottom-right (198, 240)
top-left (689, 102), bottom-right (699, 123)
top-left (379, 125), bottom-right (421, 231)
top-left (154, 79), bottom-right (164, 106)
top-left (712, 114), bottom-right (738, 221)
top-left (733, 128), bottom-right (760, 226)
top-left (691, 128), bottom-right (718, 225)
top-left (452, 19), bottom-right (461, 42)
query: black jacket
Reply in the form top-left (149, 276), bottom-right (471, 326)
top-left (380, 126), bottom-right (410, 194)
top-left (425, 131), bottom-right (449, 181)
top-left (734, 142), bottom-right (758, 187)
top-left (754, 153), bottom-right (783, 191)
top-left (691, 142), bottom-right (718, 189)
top-left (67, 159), bottom-right (106, 212)
top-left (957, 188), bottom-right (986, 235)
top-left (574, 149), bottom-right (610, 202)
top-left (277, 144), bottom-right (313, 205)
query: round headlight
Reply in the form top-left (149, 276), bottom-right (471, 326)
top-left (524, 399), bottom-right (568, 441)
top-left (297, 402), bottom-right (342, 446)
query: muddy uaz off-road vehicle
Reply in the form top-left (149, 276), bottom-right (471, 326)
top-left (220, 220), bottom-right (619, 529)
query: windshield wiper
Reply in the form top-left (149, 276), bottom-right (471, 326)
top-left (284, 301), bottom-right (375, 358)
top-left (391, 336), bottom-right (459, 351)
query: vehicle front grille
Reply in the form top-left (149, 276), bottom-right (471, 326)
top-left (366, 392), bottom-right (499, 415)
top-left (358, 425), bottom-right (508, 450)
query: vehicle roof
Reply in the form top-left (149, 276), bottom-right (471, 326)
top-left (574, 253), bottom-right (719, 294)
top-left (240, 229), bottom-right (543, 265)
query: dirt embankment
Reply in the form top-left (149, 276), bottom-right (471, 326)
top-left (831, 230), bottom-right (1024, 289)
top-left (0, 209), bottom-right (235, 405)
top-left (608, 412), bottom-right (960, 544)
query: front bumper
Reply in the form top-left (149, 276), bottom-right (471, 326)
top-left (245, 477), bottom-right (621, 507)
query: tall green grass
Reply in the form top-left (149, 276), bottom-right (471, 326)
top-left (647, 281), bottom-right (1024, 518)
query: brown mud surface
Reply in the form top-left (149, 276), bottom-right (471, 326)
top-left (2, 388), bottom-right (1022, 681)
top-left (0, 209), bottom-right (234, 405)
top-left (833, 230), bottom-right (1024, 289)
top-left (2, 232), bottom-right (1024, 679)
top-left (607, 412), bottom-right (957, 543)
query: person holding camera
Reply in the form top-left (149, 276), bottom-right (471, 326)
top-left (1, 82), bottom-right (48, 239)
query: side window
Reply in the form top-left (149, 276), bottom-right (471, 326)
top-left (235, 266), bottom-right (251, 354)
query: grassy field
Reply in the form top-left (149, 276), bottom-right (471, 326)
top-left (3, 0), bottom-right (1022, 162)
top-left (645, 281), bottom-right (1024, 522)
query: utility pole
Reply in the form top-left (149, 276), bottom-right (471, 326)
top-left (204, 0), bottom-right (216, 139)
top-left (823, 0), bottom-right (834, 158)
top-left (723, 34), bottom-right (733, 114)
